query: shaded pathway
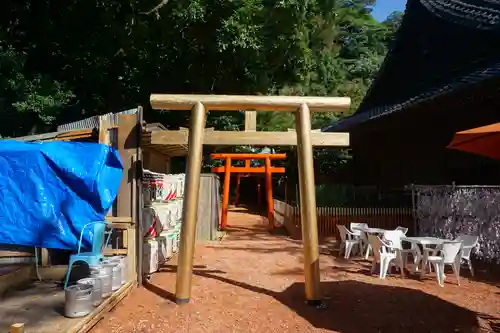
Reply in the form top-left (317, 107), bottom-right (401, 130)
top-left (91, 210), bottom-right (500, 333)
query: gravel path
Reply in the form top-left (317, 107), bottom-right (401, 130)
top-left (91, 210), bottom-right (500, 333)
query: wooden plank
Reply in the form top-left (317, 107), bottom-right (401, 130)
top-left (103, 249), bottom-right (128, 255)
top-left (110, 222), bottom-right (131, 230)
top-left (244, 111), bottom-right (257, 131)
top-left (135, 106), bottom-right (144, 286)
top-left (180, 127), bottom-right (214, 131)
top-left (117, 115), bottom-right (136, 218)
top-left (150, 94), bottom-right (351, 112)
top-left (41, 248), bottom-right (50, 267)
top-left (122, 228), bottom-right (129, 249)
top-left (105, 216), bottom-right (133, 223)
top-left (53, 134), bottom-right (94, 141)
top-left (68, 281), bottom-right (135, 333)
top-left (116, 115), bottom-right (138, 283)
top-left (98, 116), bottom-right (112, 145)
top-left (287, 128), bottom-right (322, 133)
top-left (212, 166), bottom-right (285, 173)
top-left (0, 251), bottom-right (33, 258)
top-left (151, 130), bottom-right (349, 147)
top-left (56, 129), bottom-right (94, 138)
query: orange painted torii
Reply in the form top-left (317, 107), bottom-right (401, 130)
top-left (211, 152), bottom-right (286, 229)
top-left (149, 94), bottom-right (350, 308)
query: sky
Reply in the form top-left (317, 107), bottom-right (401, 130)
top-left (371, 0), bottom-right (407, 21)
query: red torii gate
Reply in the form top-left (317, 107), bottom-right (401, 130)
top-left (211, 153), bottom-right (286, 229)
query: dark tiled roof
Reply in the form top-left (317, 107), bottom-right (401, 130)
top-left (323, 0), bottom-right (500, 133)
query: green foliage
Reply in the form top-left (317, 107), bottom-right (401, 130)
top-left (0, 0), bottom-right (401, 175)
top-left (0, 44), bottom-right (74, 136)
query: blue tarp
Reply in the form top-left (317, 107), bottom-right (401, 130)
top-left (0, 141), bottom-right (123, 250)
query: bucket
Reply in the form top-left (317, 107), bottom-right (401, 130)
top-left (90, 267), bottom-right (112, 298)
top-left (143, 238), bottom-right (159, 274)
top-left (156, 236), bottom-right (168, 264)
top-left (166, 233), bottom-right (176, 255)
top-left (64, 284), bottom-right (93, 318)
top-left (108, 256), bottom-right (127, 286)
top-left (77, 277), bottom-right (102, 307)
top-left (102, 261), bottom-right (122, 291)
top-left (170, 232), bottom-right (179, 253)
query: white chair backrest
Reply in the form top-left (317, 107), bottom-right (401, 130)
top-left (440, 241), bottom-right (463, 263)
top-left (337, 225), bottom-right (349, 241)
top-left (350, 222), bottom-right (368, 236)
top-left (395, 226), bottom-right (408, 235)
top-left (382, 230), bottom-right (404, 250)
top-left (455, 234), bottom-right (479, 258)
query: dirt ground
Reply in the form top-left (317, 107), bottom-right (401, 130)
top-left (91, 210), bottom-right (500, 333)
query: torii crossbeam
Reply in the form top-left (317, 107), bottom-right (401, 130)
top-left (149, 94), bottom-right (351, 307)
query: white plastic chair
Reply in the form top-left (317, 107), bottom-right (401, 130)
top-left (368, 235), bottom-right (404, 279)
top-left (382, 230), bottom-right (415, 274)
top-left (350, 222), bottom-right (369, 255)
top-left (454, 234), bottom-right (479, 276)
top-left (395, 226), bottom-right (409, 235)
top-left (427, 241), bottom-right (463, 287)
top-left (337, 225), bottom-right (361, 259)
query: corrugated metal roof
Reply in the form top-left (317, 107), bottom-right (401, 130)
top-left (11, 108), bottom-right (138, 142)
top-left (57, 108), bottom-right (138, 132)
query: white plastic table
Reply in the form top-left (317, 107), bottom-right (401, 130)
top-left (401, 237), bottom-right (447, 277)
top-left (353, 227), bottom-right (387, 235)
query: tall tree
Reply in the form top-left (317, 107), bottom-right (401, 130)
top-left (0, 0), bottom-right (401, 155)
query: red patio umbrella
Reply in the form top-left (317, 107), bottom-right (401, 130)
top-left (447, 122), bottom-right (500, 160)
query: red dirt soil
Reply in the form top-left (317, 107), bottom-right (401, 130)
top-left (91, 210), bottom-right (500, 333)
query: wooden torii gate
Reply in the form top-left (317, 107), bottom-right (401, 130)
top-left (149, 94), bottom-right (350, 307)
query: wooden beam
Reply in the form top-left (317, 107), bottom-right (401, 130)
top-left (151, 130), bottom-right (349, 147)
top-left (150, 94), bottom-right (351, 112)
top-left (105, 216), bottom-right (133, 223)
top-left (287, 128), bottom-right (321, 133)
top-left (245, 111), bottom-right (257, 131)
top-left (110, 222), bottom-right (132, 230)
top-left (41, 248), bottom-right (50, 267)
top-left (98, 115), bottom-right (112, 145)
top-left (212, 166), bottom-right (285, 173)
top-left (180, 127), bottom-right (214, 131)
top-left (210, 153), bottom-right (286, 160)
top-left (104, 249), bottom-right (128, 255)
top-left (116, 115), bottom-right (138, 283)
top-left (56, 129), bottom-right (94, 139)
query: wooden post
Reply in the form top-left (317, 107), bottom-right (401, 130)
top-left (265, 157), bottom-right (274, 229)
top-left (220, 157), bottom-right (232, 230)
top-left (117, 115), bottom-right (139, 282)
top-left (175, 102), bottom-right (206, 304)
top-left (10, 323), bottom-right (24, 333)
top-left (235, 174), bottom-right (241, 206)
top-left (134, 106), bottom-right (143, 285)
top-left (244, 111), bottom-right (257, 131)
top-left (295, 103), bottom-right (322, 305)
